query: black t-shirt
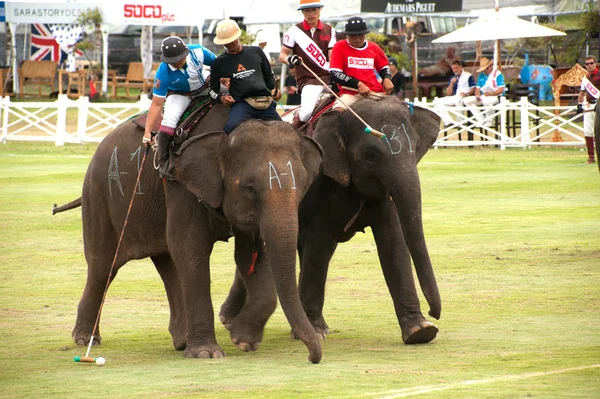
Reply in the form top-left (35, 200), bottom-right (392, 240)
top-left (209, 46), bottom-right (275, 99)
top-left (391, 73), bottom-right (406, 96)
top-left (284, 75), bottom-right (301, 106)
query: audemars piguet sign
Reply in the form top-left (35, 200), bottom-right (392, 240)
top-left (361, 0), bottom-right (462, 14)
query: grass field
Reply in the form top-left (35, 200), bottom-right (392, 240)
top-left (0, 143), bottom-right (598, 399)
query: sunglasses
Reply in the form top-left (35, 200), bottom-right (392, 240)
top-left (586, 62), bottom-right (595, 65)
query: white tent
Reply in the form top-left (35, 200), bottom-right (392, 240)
top-left (431, 6), bottom-right (566, 68)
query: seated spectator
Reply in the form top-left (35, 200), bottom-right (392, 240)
top-left (329, 16), bottom-right (394, 112)
top-left (388, 56), bottom-right (406, 99)
top-left (285, 66), bottom-right (302, 106)
top-left (433, 60), bottom-right (476, 126)
top-left (418, 47), bottom-right (459, 78)
top-left (462, 57), bottom-right (505, 127)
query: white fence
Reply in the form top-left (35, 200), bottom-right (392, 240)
top-left (0, 95), bottom-right (584, 148)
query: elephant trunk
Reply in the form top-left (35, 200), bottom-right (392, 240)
top-left (387, 165), bottom-right (442, 320)
top-left (260, 201), bottom-right (322, 364)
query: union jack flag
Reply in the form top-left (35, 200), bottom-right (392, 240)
top-left (30, 24), bottom-right (83, 63)
top-left (30, 24), bottom-right (64, 62)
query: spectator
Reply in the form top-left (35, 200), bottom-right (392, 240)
top-left (254, 31), bottom-right (275, 66)
top-left (433, 59), bottom-right (476, 126)
top-left (209, 19), bottom-right (281, 134)
top-left (462, 57), bottom-right (505, 128)
top-left (418, 47), bottom-right (460, 78)
top-left (285, 66), bottom-right (302, 106)
top-left (279, 0), bottom-right (336, 128)
top-left (577, 55), bottom-right (599, 164)
top-left (388, 56), bottom-right (406, 99)
top-left (143, 36), bottom-right (216, 179)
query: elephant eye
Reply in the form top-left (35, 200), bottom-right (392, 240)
top-left (363, 146), bottom-right (380, 163)
top-left (244, 184), bottom-right (258, 199)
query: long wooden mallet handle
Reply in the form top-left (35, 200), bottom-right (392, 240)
top-left (298, 62), bottom-right (386, 139)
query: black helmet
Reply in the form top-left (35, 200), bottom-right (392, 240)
top-left (160, 36), bottom-right (189, 63)
top-left (341, 16), bottom-right (370, 35)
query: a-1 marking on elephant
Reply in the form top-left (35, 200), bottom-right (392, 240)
top-left (55, 104), bottom-right (324, 363)
top-left (108, 146), bottom-right (147, 198)
top-left (269, 161), bottom-right (297, 190)
top-left (382, 123), bottom-right (414, 155)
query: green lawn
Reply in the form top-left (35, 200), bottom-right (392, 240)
top-left (0, 143), bottom-right (598, 399)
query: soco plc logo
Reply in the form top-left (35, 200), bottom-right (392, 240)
top-left (123, 5), bottom-right (175, 23)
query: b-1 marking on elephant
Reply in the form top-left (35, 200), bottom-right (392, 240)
top-left (382, 124), bottom-right (414, 155)
top-left (269, 161), bottom-right (297, 190)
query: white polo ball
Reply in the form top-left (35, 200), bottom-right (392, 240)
top-left (96, 357), bottom-right (106, 366)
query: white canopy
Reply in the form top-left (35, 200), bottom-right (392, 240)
top-left (432, 7), bottom-right (566, 69)
top-left (431, 9), bottom-right (566, 43)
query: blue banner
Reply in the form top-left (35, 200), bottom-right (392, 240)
top-left (0, 2), bottom-right (6, 23)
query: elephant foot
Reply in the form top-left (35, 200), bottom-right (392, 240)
top-left (291, 316), bottom-right (329, 340)
top-left (219, 304), bottom-right (244, 331)
top-left (401, 318), bottom-right (438, 345)
top-left (184, 342), bottom-right (226, 359)
top-left (72, 326), bottom-right (102, 347)
top-left (169, 320), bottom-right (187, 351)
top-left (228, 317), bottom-right (265, 352)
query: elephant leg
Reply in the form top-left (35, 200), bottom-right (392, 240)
top-left (297, 219), bottom-right (338, 339)
top-left (219, 268), bottom-right (247, 330)
top-left (151, 253), bottom-right (186, 350)
top-left (72, 236), bottom-right (124, 347)
top-left (370, 197), bottom-right (438, 345)
top-left (166, 186), bottom-right (223, 359)
top-left (226, 234), bottom-right (277, 352)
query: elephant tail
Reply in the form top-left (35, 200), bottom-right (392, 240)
top-left (52, 197), bottom-right (82, 215)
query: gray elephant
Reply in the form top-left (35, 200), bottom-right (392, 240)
top-left (54, 104), bottom-right (324, 363)
top-left (221, 96), bottom-right (442, 345)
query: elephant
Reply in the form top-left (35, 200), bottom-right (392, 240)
top-left (55, 104), bottom-right (324, 363)
top-left (520, 53), bottom-right (554, 101)
top-left (221, 96), bottom-right (442, 346)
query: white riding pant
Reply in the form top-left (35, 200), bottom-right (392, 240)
top-left (462, 95), bottom-right (500, 124)
top-left (433, 95), bottom-right (467, 126)
top-left (161, 94), bottom-right (192, 129)
top-left (583, 101), bottom-right (596, 137)
top-left (298, 84), bottom-right (326, 122)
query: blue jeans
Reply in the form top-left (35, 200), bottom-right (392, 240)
top-left (223, 98), bottom-right (281, 134)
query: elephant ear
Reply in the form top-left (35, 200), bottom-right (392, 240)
top-left (300, 135), bottom-right (323, 189)
top-left (410, 105), bottom-right (441, 163)
top-left (172, 131), bottom-right (226, 208)
top-left (312, 111), bottom-right (351, 187)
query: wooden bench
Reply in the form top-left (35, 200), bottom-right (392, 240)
top-left (18, 60), bottom-right (58, 98)
top-left (115, 62), bottom-right (159, 98)
top-left (0, 68), bottom-right (15, 97)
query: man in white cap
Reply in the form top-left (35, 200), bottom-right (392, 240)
top-left (209, 19), bottom-right (282, 134)
top-left (462, 57), bottom-right (505, 127)
top-left (143, 36), bottom-right (216, 178)
top-left (279, 0), bottom-right (336, 129)
top-left (254, 30), bottom-right (274, 66)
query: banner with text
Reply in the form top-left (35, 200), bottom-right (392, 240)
top-left (360, 0), bottom-right (462, 14)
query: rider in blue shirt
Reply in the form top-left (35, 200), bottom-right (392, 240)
top-left (143, 36), bottom-right (216, 178)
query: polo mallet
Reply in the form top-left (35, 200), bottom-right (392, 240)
top-left (299, 61), bottom-right (386, 139)
top-left (75, 144), bottom-right (152, 365)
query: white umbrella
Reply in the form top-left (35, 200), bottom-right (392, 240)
top-left (432, 7), bottom-right (566, 67)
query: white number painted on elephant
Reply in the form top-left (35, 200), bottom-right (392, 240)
top-left (268, 161), bottom-right (297, 190)
top-left (130, 146), bottom-right (144, 195)
top-left (108, 147), bottom-right (125, 198)
top-left (382, 124), bottom-right (414, 155)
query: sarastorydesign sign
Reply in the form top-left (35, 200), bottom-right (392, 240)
top-left (361, 0), bottom-right (462, 14)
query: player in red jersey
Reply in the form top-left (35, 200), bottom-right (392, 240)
top-left (329, 16), bottom-right (394, 111)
